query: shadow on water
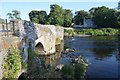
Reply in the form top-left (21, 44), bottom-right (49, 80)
top-left (34, 41), bottom-right (64, 66)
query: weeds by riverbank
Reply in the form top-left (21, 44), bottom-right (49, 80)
top-left (64, 28), bottom-right (119, 36)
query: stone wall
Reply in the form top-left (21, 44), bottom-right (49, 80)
top-left (35, 24), bottom-right (56, 54)
top-left (34, 24), bottom-right (64, 54)
top-left (0, 20), bottom-right (64, 79)
top-left (0, 36), bottom-right (20, 79)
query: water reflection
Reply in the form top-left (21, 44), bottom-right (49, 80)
top-left (64, 36), bottom-right (119, 78)
top-left (38, 41), bottom-right (64, 66)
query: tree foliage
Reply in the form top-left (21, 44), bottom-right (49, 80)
top-left (28, 4), bottom-right (120, 28)
top-left (74, 10), bottom-right (91, 25)
top-left (89, 6), bottom-right (118, 28)
top-left (116, 11), bottom-right (120, 27)
top-left (7, 10), bottom-right (21, 20)
top-left (63, 9), bottom-right (73, 27)
top-left (29, 4), bottom-right (73, 26)
top-left (47, 4), bottom-right (64, 26)
top-left (29, 10), bottom-right (47, 24)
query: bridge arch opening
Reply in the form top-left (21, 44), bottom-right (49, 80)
top-left (35, 42), bottom-right (45, 54)
top-left (18, 72), bottom-right (27, 80)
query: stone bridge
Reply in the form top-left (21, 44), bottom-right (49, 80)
top-left (0, 20), bottom-right (64, 79)
top-left (19, 20), bottom-right (64, 55)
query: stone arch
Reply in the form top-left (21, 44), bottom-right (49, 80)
top-left (18, 72), bottom-right (27, 80)
top-left (35, 42), bottom-right (46, 54)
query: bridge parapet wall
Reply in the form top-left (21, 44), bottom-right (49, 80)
top-left (35, 24), bottom-right (56, 54)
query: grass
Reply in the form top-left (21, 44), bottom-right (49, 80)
top-left (64, 28), bottom-right (119, 36)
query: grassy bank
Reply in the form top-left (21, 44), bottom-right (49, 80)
top-left (64, 28), bottom-right (119, 36)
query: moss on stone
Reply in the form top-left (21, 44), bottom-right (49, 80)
top-left (55, 37), bottom-right (61, 45)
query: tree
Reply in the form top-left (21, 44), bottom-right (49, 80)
top-left (63, 9), bottom-right (73, 27)
top-left (7, 13), bottom-right (14, 20)
top-left (29, 10), bottom-right (47, 24)
top-left (74, 10), bottom-right (91, 25)
top-left (12, 10), bottom-right (21, 19)
top-left (89, 6), bottom-right (117, 28)
top-left (29, 10), bottom-right (39, 23)
top-left (116, 11), bottom-right (120, 27)
top-left (47, 4), bottom-right (64, 26)
top-left (7, 10), bottom-right (21, 20)
top-left (38, 10), bottom-right (47, 24)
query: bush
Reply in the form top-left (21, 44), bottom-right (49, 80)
top-left (74, 64), bottom-right (85, 80)
top-left (61, 64), bottom-right (74, 79)
top-left (3, 49), bottom-right (21, 79)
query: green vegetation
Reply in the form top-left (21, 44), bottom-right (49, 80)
top-left (61, 63), bottom-right (86, 79)
top-left (55, 37), bottom-right (61, 45)
top-left (64, 28), bottom-right (119, 36)
top-left (7, 10), bottom-right (21, 20)
top-left (74, 10), bottom-right (91, 25)
top-left (74, 64), bottom-right (85, 80)
top-left (61, 64), bottom-right (74, 79)
top-left (89, 6), bottom-right (118, 28)
top-left (29, 4), bottom-right (73, 27)
top-left (27, 48), bottom-right (87, 79)
top-left (27, 48), bottom-right (61, 79)
top-left (3, 49), bottom-right (21, 79)
top-left (29, 4), bottom-right (120, 29)
top-left (29, 10), bottom-right (47, 24)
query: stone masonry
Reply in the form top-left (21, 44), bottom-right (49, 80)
top-left (0, 20), bottom-right (64, 79)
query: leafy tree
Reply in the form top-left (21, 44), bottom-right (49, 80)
top-left (7, 10), bottom-right (21, 20)
top-left (74, 10), bottom-right (91, 25)
top-left (29, 10), bottom-right (47, 24)
top-left (38, 10), bottom-right (47, 24)
top-left (12, 10), bottom-right (21, 19)
top-left (63, 9), bottom-right (73, 27)
top-left (116, 11), bottom-right (120, 27)
top-left (89, 6), bottom-right (117, 28)
top-left (47, 4), bottom-right (64, 26)
top-left (7, 13), bottom-right (14, 20)
top-left (29, 10), bottom-right (39, 23)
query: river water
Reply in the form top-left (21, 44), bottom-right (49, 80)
top-left (64, 36), bottom-right (119, 79)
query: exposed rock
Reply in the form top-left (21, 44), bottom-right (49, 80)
top-left (55, 64), bottom-right (64, 71)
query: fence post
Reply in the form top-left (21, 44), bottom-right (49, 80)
top-left (12, 20), bottom-right (15, 35)
top-left (5, 19), bottom-right (9, 37)
top-left (2, 24), bottom-right (5, 36)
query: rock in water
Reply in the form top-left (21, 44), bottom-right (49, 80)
top-left (55, 64), bottom-right (64, 71)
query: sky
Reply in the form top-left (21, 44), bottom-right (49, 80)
top-left (0, 1), bottom-right (119, 21)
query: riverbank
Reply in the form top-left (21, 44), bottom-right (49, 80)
top-left (64, 28), bottom-right (119, 36)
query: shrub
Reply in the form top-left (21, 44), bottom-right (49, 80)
top-left (74, 64), bottom-right (85, 80)
top-left (3, 49), bottom-right (21, 79)
top-left (61, 64), bottom-right (74, 79)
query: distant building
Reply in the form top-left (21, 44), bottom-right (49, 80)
top-left (83, 18), bottom-right (94, 28)
top-left (73, 18), bottom-right (95, 28)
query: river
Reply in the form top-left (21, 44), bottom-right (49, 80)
top-left (64, 36), bottom-right (119, 79)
